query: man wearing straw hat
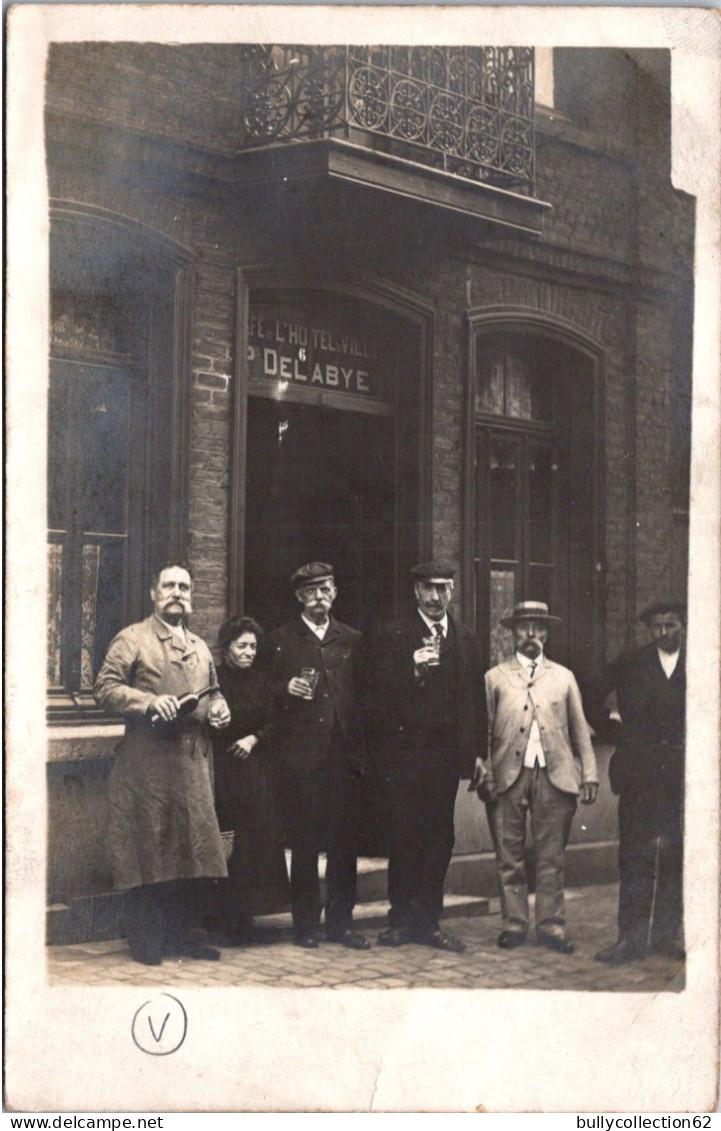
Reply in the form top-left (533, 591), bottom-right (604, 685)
top-left (480, 600), bottom-right (598, 953)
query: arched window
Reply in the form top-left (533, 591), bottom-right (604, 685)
top-left (467, 321), bottom-right (603, 685)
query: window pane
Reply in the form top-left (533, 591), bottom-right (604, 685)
top-left (82, 371), bottom-right (130, 534)
top-left (505, 351), bottom-right (532, 419)
top-left (489, 438), bottom-right (518, 560)
top-left (88, 541), bottom-right (127, 689)
top-left (476, 352), bottom-right (504, 416)
top-left (80, 544), bottom-right (101, 689)
top-left (475, 336), bottom-right (556, 423)
top-left (48, 377), bottom-right (69, 531)
top-left (47, 542), bottom-right (63, 687)
top-left (528, 443), bottom-right (555, 563)
top-left (490, 569), bottom-right (515, 665)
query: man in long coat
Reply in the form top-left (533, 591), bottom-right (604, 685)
top-left (265, 561), bottom-right (368, 950)
top-left (365, 561), bottom-right (488, 953)
top-left (94, 561), bottom-right (231, 966)
top-left (595, 601), bottom-right (686, 964)
top-left (481, 601), bottom-right (598, 953)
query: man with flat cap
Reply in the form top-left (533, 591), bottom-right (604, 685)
top-left (595, 601), bottom-right (686, 965)
top-left (365, 561), bottom-right (488, 952)
top-left (265, 562), bottom-right (368, 949)
top-left (480, 600), bottom-right (598, 953)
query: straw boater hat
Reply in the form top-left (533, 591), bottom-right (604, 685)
top-left (500, 600), bottom-right (562, 629)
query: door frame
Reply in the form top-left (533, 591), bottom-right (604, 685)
top-left (229, 268), bottom-right (435, 619)
top-left (463, 306), bottom-right (606, 678)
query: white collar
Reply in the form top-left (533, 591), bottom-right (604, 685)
top-left (157, 616), bottom-right (187, 642)
top-left (657, 647), bottom-right (680, 677)
top-left (516, 651), bottom-right (543, 670)
top-left (418, 610), bottom-right (448, 636)
top-left (302, 613), bottom-right (329, 638)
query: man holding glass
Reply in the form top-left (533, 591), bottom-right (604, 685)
top-left (265, 561), bottom-right (368, 950)
top-left (365, 562), bottom-right (488, 952)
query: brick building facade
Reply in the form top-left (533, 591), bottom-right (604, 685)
top-left (43, 44), bottom-right (693, 936)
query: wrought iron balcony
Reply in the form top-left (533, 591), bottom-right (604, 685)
top-left (237, 46), bottom-right (536, 196)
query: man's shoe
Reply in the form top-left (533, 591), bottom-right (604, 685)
top-left (294, 932), bottom-right (319, 949)
top-left (377, 926), bottom-right (412, 947)
top-left (415, 927), bottom-right (466, 953)
top-left (594, 938), bottom-right (646, 964)
top-left (327, 928), bottom-right (371, 950)
top-left (537, 933), bottom-right (575, 955)
top-left (497, 930), bottom-right (527, 949)
top-left (130, 948), bottom-right (162, 967)
top-left (648, 941), bottom-right (686, 960)
top-left (182, 942), bottom-right (221, 961)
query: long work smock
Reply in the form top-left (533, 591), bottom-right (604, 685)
top-left (94, 614), bottom-right (229, 891)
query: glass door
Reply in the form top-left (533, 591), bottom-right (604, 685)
top-left (477, 427), bottom-right (568, 667)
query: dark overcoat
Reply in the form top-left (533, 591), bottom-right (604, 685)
top-left (264, 615), bottom-right (363, 772)
top-left (607, 643), bottom-right (685, 833)
top-left (364, 611), bottom-right (488, 779)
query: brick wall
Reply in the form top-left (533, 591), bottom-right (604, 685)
top-left (45, 42), bottom-right (694, 662)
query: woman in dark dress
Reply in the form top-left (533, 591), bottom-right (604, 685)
top-left (212, 615), bottom-right (290, 944)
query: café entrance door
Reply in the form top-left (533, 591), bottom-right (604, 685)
top-left (244, 397), bottom-right (397, 633)
top-left (238, 287), bottom-right (424, 635)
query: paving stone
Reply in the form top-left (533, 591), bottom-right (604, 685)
top-left (45, 884), bottom-right (686, 994)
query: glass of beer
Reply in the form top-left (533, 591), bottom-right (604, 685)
top-left (300, 667), bottom-right (320, 698)
top-left (422, 635), bottom-right (441, 666)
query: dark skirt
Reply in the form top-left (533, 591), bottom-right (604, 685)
top-left (213, 747), bottom-right (290, 920)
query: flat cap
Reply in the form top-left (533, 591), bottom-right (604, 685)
top-left (639, 600), bottom-right (686, 624)
top-left (291, 561), bottom-right (335, 588)
top-left (411, 561), bottom-right (456, 581)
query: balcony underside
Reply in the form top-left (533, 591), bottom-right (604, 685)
top-left (235, 137), bottom-right (551, 236)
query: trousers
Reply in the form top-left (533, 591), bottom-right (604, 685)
top-left (491, 765), bottom-right (577, 937)
top-left (283, 759), bottom-right (362, 935)
top-left (617, 787), bottom-right (683, 948)
top-left (385, 755), bottom-right (460, 934)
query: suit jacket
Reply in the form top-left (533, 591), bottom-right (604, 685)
top-left (364, 611), bottom-right (487, 779)
top-left (265, 615), bottom-right (363, 773)
top-left (485, 655), bottom-right (597, 797)
top-left (606, 643), bottom-right (685, 797)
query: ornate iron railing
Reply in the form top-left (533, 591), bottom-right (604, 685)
top-left (237, 45), bottom-right (536, 195)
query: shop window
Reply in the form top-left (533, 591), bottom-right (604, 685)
top-left (47, 229), bottom-right (190, 723)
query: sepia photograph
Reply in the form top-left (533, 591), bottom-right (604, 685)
top-left (5, 3), bottom-right (720, 1115)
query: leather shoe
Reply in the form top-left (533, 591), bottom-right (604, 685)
top-left (649, 941), bottom-right (686, 960)
top-left (182, 943), bottom-right (221, 961)
top-left (537, 933), bottom-right (575, 954)
top-left (497, 930), bottom-right (527, 949)
top-left (294, 932), bottom-right (319, 949)
top-left (130, 948), bottom-right (162, 967)
top-left (377, 926), bottom-right (412, 947)
top-left (594, 938), bottom-right (646, 964)
top-left (327, 928), bottom-right (371, 950)
top-left (415, 927), bottom-right (466, 953)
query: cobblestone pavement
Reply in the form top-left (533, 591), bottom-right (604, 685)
top-left (46, 883), bottom-right (685, 993)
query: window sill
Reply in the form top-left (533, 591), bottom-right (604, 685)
top-left (47, 723), bottom-right (124, 762)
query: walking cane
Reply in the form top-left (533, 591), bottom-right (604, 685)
top-left (647, 834), bottom-right (661, 950)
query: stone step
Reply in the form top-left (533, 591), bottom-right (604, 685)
top-left (254, 893), bottom-right (490, 935)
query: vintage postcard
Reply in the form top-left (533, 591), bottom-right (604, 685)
top-left (5, 3), bottom-right (720, 1114)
